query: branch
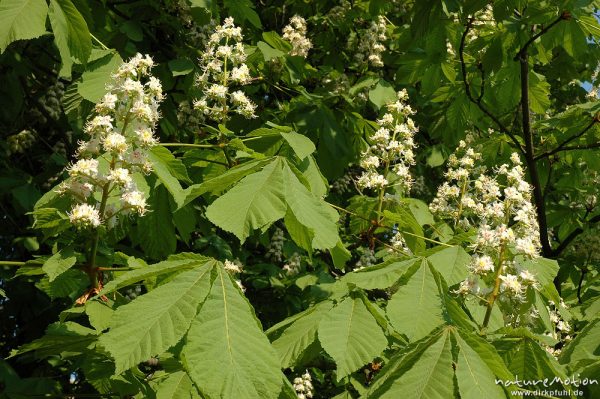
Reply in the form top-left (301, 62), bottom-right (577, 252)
top-left (551, 214), bottom-right (600, 257)
top-left (518, 50), bottom-right (552, 257)
top-left (534, 119), bottom-right (598, 160)
top-left (459, 18), bottom-right (524, 153)
top-left (515, 13), bottom-right (569, 60)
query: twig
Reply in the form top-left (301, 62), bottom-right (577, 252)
top-left (459, 18), bottom-right (524, 153)
top-left (534, 120), bottom-right (598, 160)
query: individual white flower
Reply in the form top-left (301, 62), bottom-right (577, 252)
top-left (224, 259), bottom-right (243, 274)
top-left (68, 159), bottom-right (99, 178)
top-left (519, 269), bottom-right (536, 285)
top-left (68, 203), bottom-right (101, 228)
top-left (230, 64), bottom-right (251, 84)
top-left (107, 168), bottom-right (132, 186)
top-left (470, 255), bottom-right (495, 275)
top-left (122, 190), bottom-right (147, 215)
top-left (103, 133), bottom-right (128, 154)
top-left (135, 128), bottom-right (158, 147)
top-left (500, 274), bottom-right (522, 297)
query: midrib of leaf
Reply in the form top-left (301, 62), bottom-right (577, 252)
top-left (343, 299), bottom-right (356, 354)
top-left (456, 336), bottom-right (483, 395)
top-left (220, 269), bottom-right (235, 366)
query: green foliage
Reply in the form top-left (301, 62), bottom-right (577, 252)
top-left (2, 0), bottom-right (600, 398)
top-left (0, 0), bottom-right (48, 53)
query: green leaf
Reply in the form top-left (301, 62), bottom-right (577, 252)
top-left (318, 296), bottom-right (388, 380)
top-left (155, 371), bottom-right (201, 399)
top-left (454, 332), bottom-right (506, 399)
top-left (206, 159), bottom-right (287, 242)
top-left (257, 41), bottom-right (285, 61)
top-left (168, 58), bottom-right (195, 76)
top-left (341, 258), bottom-right (418, 290)
top-left (85, 300), bottom-right (113, 332)
top-left (223, 0), bottom-right (261, 28)
top-left (269, 301), bottom-right (332, 368)
top-left (48, 0), bottom-right (92, 76)
top-left (100, 255), bottom-right (209, 295)
top-left (77, 52), bottom-right (123, 102)
top-left (329, 240), bottom-right (352, 270)
top-left (42, 248), bottom-right (77, 282)
top-left (367, 328), bottom-right (454, 398)
top-left (427, 246), bottom-right (469, 286)
top-left (528, 73), bottom-right (550, 114)
top-left (138, 185), bottom-right (177, 259)
top-left (0, 0), bottom-right (48, 53)
top-left (386, 260), bottom-right (445, 340)
top-left (501, 335), bottom-right (568, 389)
top-left (283, 162), bottom-right (339, 250)
top-left (99, 261), bottom-right (215, 374)
top-left (368, 79), bottom-right (396, 110)
top-left (560, 318), bottom-right (600, 370)
top-left (182, 266), bottom-right (283, 398)
top-left (12, 322), bottom-right (96, 359)
top-left (280, 132), bottom-right (316, 160)
top-left (520, 257), bottom-right (559, 293)
top-left (261, 31), bottom-right (292, 51)
top-left (183, 157), bottom-right (275, 204)
top-left (148, 146), bottom-right (191, 208)
top-left (284, 209), bottom-right (314, 253)
top-left (456, 329), bottom-right (513, 381)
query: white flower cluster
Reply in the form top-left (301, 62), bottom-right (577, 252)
top-left (282, 15), bottom-right (312, 58)
top-left (293, 370), bottom-right (314, 399)
top-left (58, 54), bottom-right (163, 229)
top-left (224, 259), bottom-right (245, 292)
top-left (193, 17), bottom-right (257, 123)
top-left (354, 16), bottom-right (387, 68)
top-left (431, 143), bottom-right (541, 302)
top-left (357, 89), bottom-right (418, 193)
top-left (541, 300), bottom-right (573, 358)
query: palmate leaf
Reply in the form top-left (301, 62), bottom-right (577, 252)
top-left (182, 265), bottom-right (283, 399)
top-left (99, 260), bottom-right (216, 374)
top-left (205, 157), bottom-right (340, 249)
top-left (318, 296), bottom-right (387, 380)
top-left (0, 0), bottom-right (48, 53)
top-left (386, 259), bottom-right (445, 341)
top-left (205, 158), bottom-right (287, 242)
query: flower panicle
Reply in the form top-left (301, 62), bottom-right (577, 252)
top-left (357, 89), bottom-right (418, 193)
top-left (58, 53), bottom-right (164, 230)
top-left (192, 17), bottom-right (257, 123)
